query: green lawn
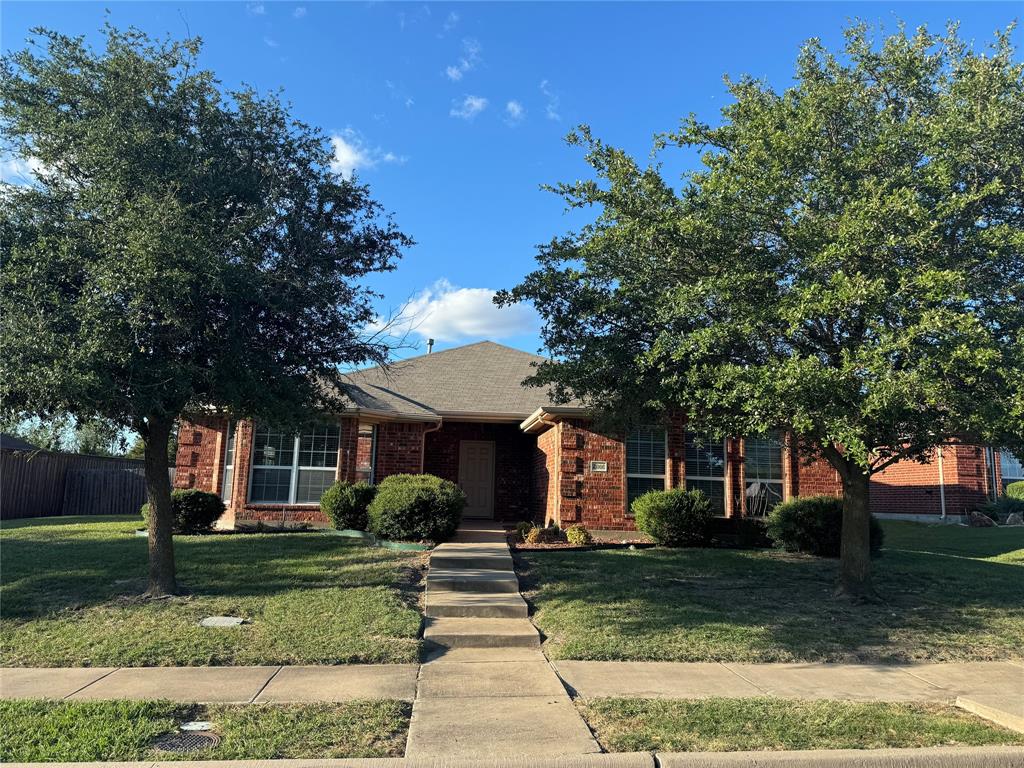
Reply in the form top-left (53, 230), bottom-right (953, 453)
top-left (578, 698), bottom-right (1024, 752)
top-left (0, 516), bottom-right (422, 667)
top-left (518, 521), bottom-right (1024, 663)
top-left (0, 699), bottom-right (410, 761)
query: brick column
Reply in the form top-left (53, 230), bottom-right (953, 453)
top-left (336, 416), bottom-right (359, 483)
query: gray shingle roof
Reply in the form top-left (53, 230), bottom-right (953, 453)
top-left (340, 341), bottom-right (578, 420)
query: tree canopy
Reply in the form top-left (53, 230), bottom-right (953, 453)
top-left (1, 25), bottom-right (411, 594)
top-left (500, 22), bottom-right (1024, 596)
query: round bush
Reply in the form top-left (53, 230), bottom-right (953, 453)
top-left (367, 474), bottom-right (465, 543)
top-left (320, 481), bottom-right (377, 530)
top-left (766, 495), bottom-right (883, 558)
top-left (565, 524), bottom-right (593, 546)
top-left (140, 489), bottom-right (224, 534)
top-left (632, 489), bottom-right (713, 547)
top-left (1006, 481), bottom-right (1024, 501)
top-left (525, 525), bottom-right (566, 544)
top-left (515, 520), bottom-right (534, 542)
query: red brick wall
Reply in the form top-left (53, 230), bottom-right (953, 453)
top-left (355, 428), bottom-right (374, 482)
top-left (871, 444), bottom-right (995, 517)
top-left (792, 452), bottom-right (844, 499)
top-left (534, 425), bottom-right (559, 524)
top-left (423, 420), bottom-right (535, 521)
top-left (174, 417), bottom-right (227, 495)
top-left (375, 421), bottom-right (426, 479)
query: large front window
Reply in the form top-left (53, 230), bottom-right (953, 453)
top-left (1001, 449), bottom-right (1024, 492)
top-left (685, 433), bottom-right (727, 514)
top-left (626, 426), bottom-right (666, 509)
top-left (744, 432), bottom-right (784, 516)
top-left (249, 423), bottom-right (340, 504)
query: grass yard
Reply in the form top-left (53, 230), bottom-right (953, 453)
top-left (578, 698), bottom-right (1024, 753)
top-left (518, 521), bottom-right (1024, 663)
top-left (0, 516), bottom-right (423, 667)
top-left (0, 699), bottom-right (410, 761)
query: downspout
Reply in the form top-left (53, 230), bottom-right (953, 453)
top-left (420, 418), bottom-right (442, 473)
top-left (937, 445), bottom-right (947, 520)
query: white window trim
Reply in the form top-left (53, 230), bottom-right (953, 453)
top-left (247, 428), bottom-right (340, 506)
top-left (221, 421), bottom-right (235, 503)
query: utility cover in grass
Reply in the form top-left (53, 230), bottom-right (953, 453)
top-left (199, 616), bottom-right (246, 627)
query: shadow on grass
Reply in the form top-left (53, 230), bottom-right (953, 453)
top-left (0, 517), bottom-right (413, 620)
top-left (515, 533), bottom-right (1024, 664)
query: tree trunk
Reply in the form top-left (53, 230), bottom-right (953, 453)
top-left (143, 415), bottom-right (177, 597)
top-left (837, 468), bottom-right (875, 599)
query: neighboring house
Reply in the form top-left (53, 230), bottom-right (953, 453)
top-left (174, 340), bottom-right (1022, 530)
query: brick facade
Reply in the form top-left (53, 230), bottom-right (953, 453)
top-left (175, 411), bottom-right (1008, 531)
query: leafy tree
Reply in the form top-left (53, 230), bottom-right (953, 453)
top-left (125, 428), bottom-right (176, 465)
top-left (1, 26), bottom-right (410, 595)
top-left (0, 412), bottom-right (124, 455)
top-left (500, 22), bottom-right (1024, 598)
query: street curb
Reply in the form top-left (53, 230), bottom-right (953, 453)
top-left (655, 745), bottom-right (1024, 767)
top-left (5, 755), bottom-right (655, 768)
top-left (957, 696), bottom-right (1024, 734)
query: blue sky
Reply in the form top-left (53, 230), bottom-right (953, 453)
top-left (2, 1), bottom-right (1018, 359)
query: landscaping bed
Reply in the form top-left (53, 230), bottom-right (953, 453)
top-left (518, 522), bottom-right (1024, 663)
top-left (0, 699), bottom-right (410, 761)
top-left (577, 697), bottom-right (1024, 752)
top-left (0, 516), bottom-right (424, 667)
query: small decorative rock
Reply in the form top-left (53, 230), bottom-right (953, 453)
top-left (1004, 512), bottom-right (1023, 527)
top-left (968, 510), bottom-right (997, 528)
top-left (199, 616), bottom-right (247, 627)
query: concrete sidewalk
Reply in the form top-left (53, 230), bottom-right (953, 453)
top-left (553, 660), bottom-right (1024, 702)
top-left (0, 664), bottom-right (419, 703)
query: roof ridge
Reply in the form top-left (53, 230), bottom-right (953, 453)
top-left (348, 340), bottom-right (545, 375)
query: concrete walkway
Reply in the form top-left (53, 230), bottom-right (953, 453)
top-left (407, 523), bottom-right (601, 759)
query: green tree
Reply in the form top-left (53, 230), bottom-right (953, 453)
top-left (1, 26), bottom-right (410, 596)
top-left (500, 22), bottom-right (1024, 598)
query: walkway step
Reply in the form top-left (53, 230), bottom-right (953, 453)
top-left (430, 545), bottom-right (514, 571)
top-left (424, 589), bottom-right (528, 619)
top-left (451, 525), bottom-right (508, 544)
top-left (423, 617), bottom-right (540, 649)
top-left (426, 568), bottom-right (519, 594)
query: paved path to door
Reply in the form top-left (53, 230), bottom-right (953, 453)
top-left (407, 522), bottom-right (601, 759)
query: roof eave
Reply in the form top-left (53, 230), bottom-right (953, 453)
top-left (520, 406), bottom-right (589, 433)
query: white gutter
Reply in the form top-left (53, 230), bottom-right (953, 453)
top-left (520, 406), bottom-right (589, 433)
top-left (937, 445), bottom-right (947, 519)
top-left (420, 418), bottom-right (443, 473)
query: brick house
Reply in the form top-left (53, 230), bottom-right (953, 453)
top-left (174, 341), bottom-right (1023, 530)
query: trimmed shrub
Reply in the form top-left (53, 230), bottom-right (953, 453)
top-left (320, 481), bottom-right (376, 530)
top-left (367, 474), bottom-right (465, 543)
top-left (140, 489), bottom-right (224, 534)
top-left (766, 495), bottom-right (883, 558)
top-left (515, 520), bottom-right (534, 542)
top-left (981, 495), bottom-right (1024, 524)
top-left (1006, 481), bottom-right (1024, 501)
top-left (632, 489), bottom-right (713, 547)
top-left (525, 525), bottom-right (566, 544)
top-left (565, 524), bottom-right (593, 546)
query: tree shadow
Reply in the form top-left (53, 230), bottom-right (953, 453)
top-left (515, 541), bottom-right (1024, 664)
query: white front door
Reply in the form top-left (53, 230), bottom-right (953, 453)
top-left (458, 440), bottom-right (495, 519)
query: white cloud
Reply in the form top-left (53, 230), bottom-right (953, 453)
top-left (445, 38), bottom-right (481, 81)
top-left (441, 11), bottom-right (459, 35)
top-left (540, 79), bottom-right (561, 121)
top-left (263, 36), bottom-right (279, 48)
top-left (450, 95), bottom-right (488, 120)
top-left (400, 279), bottom-right (539, 342)
top-left (292, 6), bottom-right (307, 18)
top-left (0, 155), bottom-right (46, 185)
top-left (505, 100), bottom-right (525, 125)
top-left (246, 2), bottom-right (265, 15)
top-left (329, 130), bottom-right (405, 180)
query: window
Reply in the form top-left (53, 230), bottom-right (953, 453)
top-left (685, 433), bottom-right (727, 514)
top-left (744, 432), bottom-right (784, 516)
top-left (626, 426), bottom-right (666, 508)
top-left (1001, 449), bottom-right (1024, 492)
top-left (249, 423), bottom-right (340, 504)
top-left (221, 421), bottom-right (236, 503)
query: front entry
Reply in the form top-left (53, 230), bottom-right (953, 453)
top-left (458, 440), bottom-right (495, 519)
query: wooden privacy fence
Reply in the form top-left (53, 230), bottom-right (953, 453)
top-left (0, 450), bottom-right (149, 520)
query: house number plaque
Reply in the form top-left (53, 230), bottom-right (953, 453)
top-left (589, 461), bottom-right (608, 472)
